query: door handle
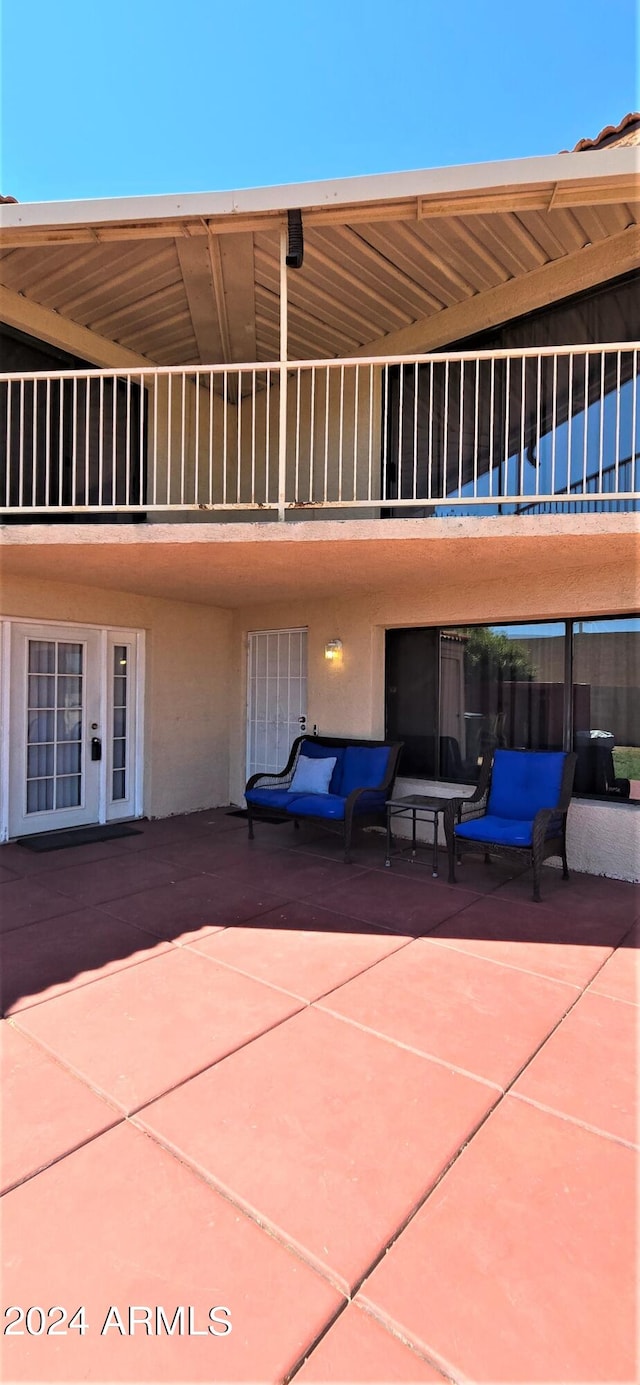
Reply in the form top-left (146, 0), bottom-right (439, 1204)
top-left (298, 716), bottom-right (306, 731)
top-left (91, 737), bottom-right (102, 761)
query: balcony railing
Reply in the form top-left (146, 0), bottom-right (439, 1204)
top-left (1, 344), bottom-right (638, 519)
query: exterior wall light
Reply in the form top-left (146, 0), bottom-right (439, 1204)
top-left (324, 639), bottom-right (343, 663)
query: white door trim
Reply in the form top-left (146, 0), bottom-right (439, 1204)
top-left (0, 615), bottom-right (146, 841)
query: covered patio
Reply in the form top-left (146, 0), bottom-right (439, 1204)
top-left (1, 810), bottom-right (637, 1382)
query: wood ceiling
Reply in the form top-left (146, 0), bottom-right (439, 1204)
top-left (1, 179), bottom-right (638, 367)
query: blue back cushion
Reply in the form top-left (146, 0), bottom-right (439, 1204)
top-left (488, 750), bottom-right (565, 821)
top-left (338, 745), bottom-right (390, 797)
top-left (300, 739), bottom-right (344, 792)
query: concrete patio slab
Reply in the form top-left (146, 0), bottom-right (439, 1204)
top-left (0, 1022), bottom-right (120, 1194)
top-left (512, 987), bottom-right (638, 1144)
top-left (0, 813), bottom-right (637, 1383)
top-left (358, 1098), bottom-right (637, 1383)
top-left (13, 946), bottom-right (303, 1113)
top-left (319, 938), bottom-right (579, 1088)
top-left (187, 901), bottom-right (412, 1001)
top-left (1, 907), bottom-right (169, 1015)
top-left (0, 1121), bottom-right (343, 1383)
top-left (137, 1005), bottom-right (498, 1293)
top-left (294, 1303), bottom-right (445, 1381)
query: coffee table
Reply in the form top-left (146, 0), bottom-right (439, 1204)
top-left (385, 793), bottom-right (459, 878)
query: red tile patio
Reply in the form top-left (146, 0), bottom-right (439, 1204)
top-left (1, 809), bottom-right (637, 1383)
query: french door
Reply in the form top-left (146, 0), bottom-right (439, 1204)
top-left (6, 622), bottom-right (141, 837)
top-left (246, 628), bottom-right (307, 780)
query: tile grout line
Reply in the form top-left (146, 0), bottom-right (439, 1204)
top-left (310, 1003), bottom-right (504, 1093)
top-left (507, 1090), bottom-right (639, 1151)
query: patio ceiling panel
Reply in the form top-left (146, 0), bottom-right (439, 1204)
top-left (459, 211), bottom-right (551, 277)
top-left (1, 156), bottom-right (638, 369)
top-left (254, 241), bottom-right (388, 345)
top-left (353, 222), bottom-right (460, 304)
top-left (57, 246), bottom-right (181, 321)
top-left (312, 224), bottom-right (446, 323)
top-left (408, 219), bottom-right (508, 297)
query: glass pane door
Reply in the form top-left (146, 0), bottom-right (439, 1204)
top-left (27, 639), bottom-right (84, 814)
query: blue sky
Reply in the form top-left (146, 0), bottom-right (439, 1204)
top-left (1, 0), bottom-right (637, 203)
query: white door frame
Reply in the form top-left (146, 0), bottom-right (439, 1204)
top-left (0, 616), bottom-right (145, 841)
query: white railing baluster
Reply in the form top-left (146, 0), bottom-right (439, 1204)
top-left (265, 368), bottom-right (271, 504)
top-left (98, 376), bottom-right (104, 507)
top-left (294, 367), bottom-right (301, 502)
top-left (397, 363), bottom-right (403, 503)
top-left (236, 371), bottom-right (242, 504)
top-left (32, 377), bottom-right (38, 506)
top-left (458, 361), bottom-right (464, 497)
top-left (208, 371), bottom-right (214, 505)
top-left (535, 356), bottom-right (541, 497)
top-left (566, 352), bottom-right (573, 495)
top-left (323, 368), bottom-right (330, 503)
top-left (309, 365), bottom-right (315, 503)
top-left (382, 364), bottom-right (389, 501)
top-left (582, 353), bottom-right (589, 496)
top-left (5, 377), bottom-right (12, 508)
top-left (45, 378), bottom-right (51, 507)
top-left (251, 370), bottom-right (256, 505)
top-left (84, 376), bottom-right (90, 505)
top-left (0, 345), bottom-right (637, 515)
top-left (338, 364), bottom-right (345, 503)
top-left (352, 364), bottom-right (359, 503)
top-left (18, 378), bottom-right (24, 508)
top-left (180, 372), bottom-right (186, 506)
top-left (194, 371), bottom-right (200, 506)
top-left (488, 358), bottom-right (495, 499)
top-left (615, 350), bottom-right (622, 493)
top-left (222, 371), bottom-right (228, 507)
top-left (124, 376), bottom-right (130, 506)
top-left (632, 350), bottom-right (638, 492)
top-left (428, 360), bottom-right (434, 501)
top-left (72, 377), bottom-right (78, 504)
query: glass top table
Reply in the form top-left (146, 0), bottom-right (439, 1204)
top-left (385, 794), bottom-right (459, 878)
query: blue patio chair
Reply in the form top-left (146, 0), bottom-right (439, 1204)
top-left (444, 749), bottom-right (577, 902)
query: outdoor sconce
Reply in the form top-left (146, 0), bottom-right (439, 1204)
top-left (324, 639), bottom-right (343, 664)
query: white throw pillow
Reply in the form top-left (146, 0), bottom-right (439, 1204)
top-left (288, 754), bottom-right (337, 795)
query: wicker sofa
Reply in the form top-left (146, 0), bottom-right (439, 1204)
top-left (245, 734), bottom-right (403, 862)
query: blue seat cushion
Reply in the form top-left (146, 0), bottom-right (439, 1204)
top-left (455, 815), bottom-right (534, 848)
top-left (287, 793), bottom-right (346, 820)
top-left (487, 750), bottom-right (565, 820)
top-left (338, 745), bottom-right (390, 796)
top-left (300, 739), bottom-right (344, 793)
top-left (246, 787), bottom-right (304, 811)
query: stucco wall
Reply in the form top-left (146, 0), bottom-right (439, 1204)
top-left (1, 574), bottom-right (232, 820)
top-left (230, 552), bottom-right (639, 879)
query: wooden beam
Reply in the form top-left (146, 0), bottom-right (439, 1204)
top-left (354, 225), bottom-right (640, 358)
top-left (207, 235), bottom-right (232, 365)
top-left (0, 284), bottom-right (155, 367)
top-left (176, 236), bottom-right (225, 364)
top-left (219, 232), bottom-right (257, 363)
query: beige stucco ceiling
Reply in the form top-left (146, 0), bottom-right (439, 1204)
top-left (2, 515), bottom-right (637, 609)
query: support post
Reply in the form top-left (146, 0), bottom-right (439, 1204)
top-left (278, 227), bottom-right (288, 521)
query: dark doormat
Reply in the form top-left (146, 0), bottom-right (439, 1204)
top-left (226, 809), bottom-right (290, 824)
top-left (16, 823), bottom-right (143, 852)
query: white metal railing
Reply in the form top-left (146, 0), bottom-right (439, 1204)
top-left (1, 343), bottom-right (638, 519)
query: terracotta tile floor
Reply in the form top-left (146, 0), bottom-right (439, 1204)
top-left (1, 810), bottom-right (637, 1384)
